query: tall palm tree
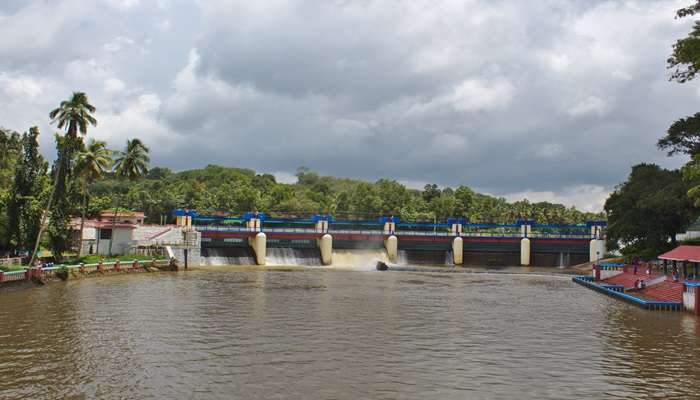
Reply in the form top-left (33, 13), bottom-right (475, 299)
top-left (75, 139), bottom-right (112, 255)
top-left (107, 139), bottom-right (150, 256)
top-left (29, 92), bottom-right (96, 267)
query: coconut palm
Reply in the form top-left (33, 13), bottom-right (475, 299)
top-left (75, 139), bottom-right (112, 255)
top-left (29, 92), bottom-right (96, 267)
top-left (107, 139), bottom-right (150, 256)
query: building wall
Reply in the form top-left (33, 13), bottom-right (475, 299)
top-left (96, 228), bottom-right (133, 255)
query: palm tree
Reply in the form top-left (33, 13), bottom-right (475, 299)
top-left (29, 92), bottom-right (96, 267)
top-left (107, 139), bottom-right (150, 256)
top-left (75, 139), bottom-right (112, 255)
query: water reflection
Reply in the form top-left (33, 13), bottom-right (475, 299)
top-left (0, 269), bottom-right (698, 399)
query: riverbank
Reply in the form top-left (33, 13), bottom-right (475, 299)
top-left (0, 258), bottom-right (178, 292)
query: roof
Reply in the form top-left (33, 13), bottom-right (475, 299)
top-left (99, 211), bottom-right (145, 218)
top-left (658, 245), bottom-right (700, 262)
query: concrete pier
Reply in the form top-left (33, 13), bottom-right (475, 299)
top-left (452, 237), bottom-right (463, 265)
top-left (249, 232), bottom-right (267, 265)
top-left (520, 238), bottom-right (531, 266)
top-left (319, 234), bottom-right (333, 265)
top-left (385, 235), bottom-right (398, 262)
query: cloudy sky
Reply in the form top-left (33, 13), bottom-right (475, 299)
top-left (1, 0), bottom-right (698, 212)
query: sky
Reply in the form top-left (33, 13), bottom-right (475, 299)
top-left (1, 0), bottom-right (699, 213)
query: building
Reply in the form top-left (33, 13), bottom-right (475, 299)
top-left (71, 211), bottom-right (184, 255)
top-left (676, 217), bottom-right (700, 242)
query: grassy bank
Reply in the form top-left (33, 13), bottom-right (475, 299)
top-left (70, 254), bottom-right (168, 265)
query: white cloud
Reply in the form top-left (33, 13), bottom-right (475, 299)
top-left (503, 185), bottom-right (611, 213)
top-left (103, 36), bottom-right (135, 53)
top-left (450, 79), bottom-right (515, 112)
top-left (0, 72), bottom-right (43, 97)
top-left (567, 96), bottom-right (610, 118)
top-left (104, 78), bottom-right (126, 93)
top-left (104, 0), bottom-right (140, 10)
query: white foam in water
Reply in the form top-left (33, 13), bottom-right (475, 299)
top-left (445, 250), bottom-right (454, 266)
top-left (201, 248), bottom-right (256, 266)
top-left (266, 248), bottom-right (322, 266)
top-left (331, 249), bottom-right (389, 271)
top-left (396, 250), bottom-right (407, 265)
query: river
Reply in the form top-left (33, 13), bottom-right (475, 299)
top-left (1, 266), bottom-right (699, 399)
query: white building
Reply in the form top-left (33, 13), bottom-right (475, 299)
top-left (676, 217), bottom-right (700, 242)
top-left (72, 211), bottom-right (184, 255)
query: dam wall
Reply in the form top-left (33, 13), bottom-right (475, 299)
top-left (177, 210), bottom-right (605, 267)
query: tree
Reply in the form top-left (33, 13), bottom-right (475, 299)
top-left (422, 184), bottom-right (440, 203)
top-left (658, 113), bottom-right (700, 156)
top-left (7, 127), bottom-right (49, 251)
top-left (75, 139), bottom-right (112, 255)
top-left (108, 138), bottom-right (150, 256)
top-left (0, 128), bottom-right (23, 250)
top-left (605, 164), bottom-right (697, 259)
top-left (454, 186), bottom-right (475, 219)
top-left (29, 92), bottom-right (97, 265)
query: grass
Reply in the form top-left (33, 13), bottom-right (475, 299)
top-left (0, 265), bottom-right (26, 272)
top-left (70, 254), bottom-right (168, 265)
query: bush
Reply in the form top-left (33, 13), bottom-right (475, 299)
top-left (55, 266), bottom-right (69, 281)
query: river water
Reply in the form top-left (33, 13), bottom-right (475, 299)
top-left (1, 266), bottom-right (700, 399)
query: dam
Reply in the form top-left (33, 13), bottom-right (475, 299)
top-left (172, 210), bottom-right (606, 267)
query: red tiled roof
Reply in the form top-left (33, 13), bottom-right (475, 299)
top-left (94, 222), bottom-right (136, 229)
top-left (658, 245), bottom-right (700, 262)
top-left (99, 211), bottom-right (145, 218)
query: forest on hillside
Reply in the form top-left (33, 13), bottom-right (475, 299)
top-left (86, 165), bottom-right (604, 224)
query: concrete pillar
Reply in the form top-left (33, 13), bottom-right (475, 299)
top-left (589, 239), bottom-right (599, 262)
top-left (249, 232), bottom-right (266, 265)
top-left (452, 237), bottom-right (463, 265)
top-left (383, 222), bottom-right (395, 234)
top-left (247, 218), bottom-right (261, 232)
top-left (315, 220), bottom-right (329, 233)
top-left (385, 235), bottom-right (398, 262)
top-left (596, 239), bottom-right (606, 261)
top-left (520, 237), bottom-right (531, 266)
top-left (319, 234), bottom-right (333, 265)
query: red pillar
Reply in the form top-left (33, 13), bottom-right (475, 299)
top-left (0, 271), bottom-right (4, 282)
top-left (695, 286), bottom-right (700, 316)
top-left (594, 264), bottom-right (601, 281)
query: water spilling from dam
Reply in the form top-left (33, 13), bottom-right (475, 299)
top-left (200, 247), bottom-right (256, 265)
top-left (266, 248), bottom-right (322, 266)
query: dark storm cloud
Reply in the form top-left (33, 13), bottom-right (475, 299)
top-left (0, 0), bottom-right (698, 210)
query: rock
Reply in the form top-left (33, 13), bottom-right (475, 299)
top-left (376, 261), bottom-right (389, 271)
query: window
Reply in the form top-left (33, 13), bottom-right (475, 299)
top-left (100, 229), bottom-right (112, 240)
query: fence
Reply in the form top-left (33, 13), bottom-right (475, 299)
top-left (194, 225), bottom-right (593, 239)
top-left (0, 259), bottom-right (172, 284)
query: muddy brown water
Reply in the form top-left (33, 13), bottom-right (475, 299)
top-left (1, 266), bottom-right (699, 399)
